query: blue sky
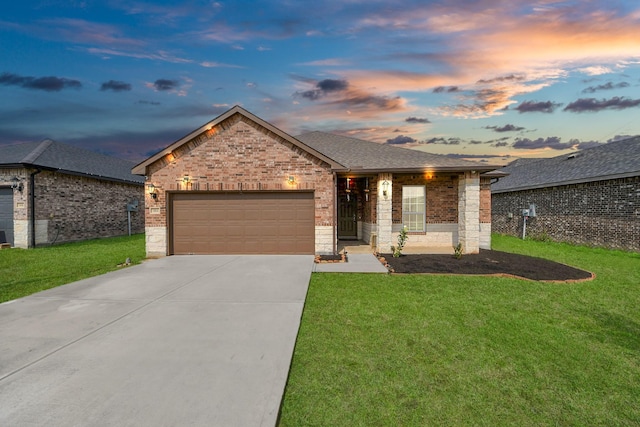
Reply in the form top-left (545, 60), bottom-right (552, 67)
top-left (1, 0), bottom-right (639, 163)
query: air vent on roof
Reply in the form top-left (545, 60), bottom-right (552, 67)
top-left (567, 153), bottom-right (580, 160)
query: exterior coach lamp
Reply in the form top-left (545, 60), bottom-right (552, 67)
top-left (147, 183), bottom-right (158, 200)
top-left (364, 177), bottom-right (370, 202)
top-left (382, 180), bottom-right (390, 199)
top-left (11, 177), bottom-right (23, 192)
top-left (288, 176), bottom-right (295, 185)
top-left (345, 177), bottom-right (352, 202)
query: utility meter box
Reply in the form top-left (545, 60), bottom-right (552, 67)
top-left (528, 204), bottom-right (537, 217)
top-left (127, 200), bottom-right (139, 212)
top-left (522, 208), bottom-right (530, 217)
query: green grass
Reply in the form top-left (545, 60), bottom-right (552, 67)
top-left (0, 234), bottom-right (145, 303)
top-left (279, 234), bottom-right (640, 426)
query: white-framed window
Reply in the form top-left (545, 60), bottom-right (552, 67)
top-left (402, 185), bottom-right (425, 232)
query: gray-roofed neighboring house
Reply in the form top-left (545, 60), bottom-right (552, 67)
top-left (0, 139), bottom-right (144, 248)
top-left (491, 136), bottom-right (640, 251)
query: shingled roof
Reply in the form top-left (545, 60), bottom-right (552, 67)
top-left (492, 136), bottom-right (640, 193)
top-left (296, 131), bottom-right (497, 172)
top-left (0, 139), bottom-right (144, 184)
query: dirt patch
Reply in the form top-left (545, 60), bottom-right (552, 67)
top-left (380, 249), bottom-right (593, 282)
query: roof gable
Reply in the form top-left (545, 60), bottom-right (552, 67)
top-left (492, 136), bottom-right (640, 193)
top-left (296, 131), bottom-right (498, 172)
top-left (132, 105), bottom-right (343, 175)
top-left (0, 139), bottom-right (143, 184)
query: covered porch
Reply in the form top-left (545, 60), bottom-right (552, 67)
top-left (334, 170), bottom-right (486, 255)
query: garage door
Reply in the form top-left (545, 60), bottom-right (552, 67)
top-left (0, 188), bottom-right (13, 246)
top-left (170, 192), bottom-right (315, 255)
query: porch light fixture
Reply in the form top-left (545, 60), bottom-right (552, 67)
top-left (345, 177), bottom-right (351, 202)
top-left (287, 176), bottom-right (296, 185)
top-left (364, 178), bottom-right (369, 201)
top-left (382, 180), bottom-right (390, 199)
top-left (11, 177), bottom-right (23, 192)
top-left (147, 183), bottom-right (157, 200)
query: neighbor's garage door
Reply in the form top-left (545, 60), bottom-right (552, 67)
top-left (170, 192), bottom-right (315, 255)
top-left (0, 188), bottom-right (13, 246)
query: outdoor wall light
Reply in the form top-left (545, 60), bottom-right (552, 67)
top-left (382, 180), bottom-right (390, 199)
top-left (11, 177), bottom-right (23, 192)
top-left (364, 178), bottom-right (370, 201)
top-left (147, 183), bottom-right (158, 199)
top-left (287, 176), bottom-right (296, 185)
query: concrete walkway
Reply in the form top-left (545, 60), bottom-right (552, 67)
top-left (0, 255), bottom-right (313, 427)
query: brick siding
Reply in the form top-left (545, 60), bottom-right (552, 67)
top-left (145, 114), bottom-right (334, 230)
top-left (391, 174), bottom-right (459, 224)
top-left (492, 176), bottom-right (639, 251)
top-left (35, 171), bottom-right (144, 244)
top-left (1, 168), bottom-right (144, 246)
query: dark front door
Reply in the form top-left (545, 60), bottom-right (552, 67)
top-left (0, 188), bottom-right (13, 245)
top-left (338, 195), bottom-right (357, 239)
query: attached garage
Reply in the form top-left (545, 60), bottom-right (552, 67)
top-left (169, 192), bottom-right (315, 255)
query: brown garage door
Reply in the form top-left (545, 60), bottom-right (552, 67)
top-left (170, 192), bottom-right (315, 255)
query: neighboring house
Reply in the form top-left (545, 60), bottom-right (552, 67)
top-left (133, 106), bottom-right (498, 257)
top-left (0, 139), bottom-right (145, 248)
top-left (491, 136), bottom-right (640, 252)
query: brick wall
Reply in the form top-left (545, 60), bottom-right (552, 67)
top-left (145, 113), bottom-right (334, 233)
top-left (480, 177), bottom-right (491, 223)
top-left (34, 171), bottom-right (144, 245)
top-left (1, 168), bottom-right (143, 247)
top-left (492, 176), bottom-right (639, 251)
top-left (391, 174), bottom-right (459, 224)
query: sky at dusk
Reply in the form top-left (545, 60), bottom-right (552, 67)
top-left (1, 0), bottom-right (640, 164)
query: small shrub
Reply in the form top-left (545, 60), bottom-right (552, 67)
top-left (391, 226), bottom-right (409, 258)
top-left (453, 242), bottom-right (463, 259)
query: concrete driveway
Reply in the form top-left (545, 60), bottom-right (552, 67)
top-left (0, 255), bottom-right (313, 427)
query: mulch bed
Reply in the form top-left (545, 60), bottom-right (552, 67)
top-left (380, 249), bottom-right (593, 282)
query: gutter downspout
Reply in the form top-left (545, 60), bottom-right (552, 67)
top-left (29, 168), bottom-right (42, 248)
top-left (332, 171), bottom-right (337, 255)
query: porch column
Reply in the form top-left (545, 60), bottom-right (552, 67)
top-left (458, 171), bottom-right (480, 254)
top-left (376, 173), bottom-right (393, 253)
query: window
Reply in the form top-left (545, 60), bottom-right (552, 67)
top-left (402, 186), bottom-right (425, 231)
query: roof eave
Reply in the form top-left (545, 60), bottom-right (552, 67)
top-left (492, 170), bottom-right (640, 193)
top-left (339, 165), bottom-right (500, 174)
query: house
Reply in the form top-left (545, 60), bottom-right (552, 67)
top-left (132, 106), bottom-right (498, 257)
top-left (491, 136), bottom-right (640, 252)
top-left (0, 139), bottom-right (145, 248)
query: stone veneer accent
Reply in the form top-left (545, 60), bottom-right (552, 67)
top-left (315, 225), bottom-right (334, 255)
top-left (492, 176), bottom-right (639, 252)
top-left (144, 114), bottom-right (335, 256)
top-left (375, 173), bottom-right (394, 253)
top-left (458, 172), bottom-right (480, 254)
top-left (146, 226), bottom-right (167, 257)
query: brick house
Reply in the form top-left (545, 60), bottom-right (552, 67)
top-left (0, 139), bottom-right (145, 248)
top-left (491, 136), bottom-right (640, 252)
top-left (133, 106), bottom-right (498, 256)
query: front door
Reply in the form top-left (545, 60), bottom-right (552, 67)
top-left (338, 195), bottom-right (357, 239)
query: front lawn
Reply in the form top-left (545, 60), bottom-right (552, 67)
top-left (0, 234), bottom-right (145, 303)
top-left (279, 235), bottom-right (640, 426)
